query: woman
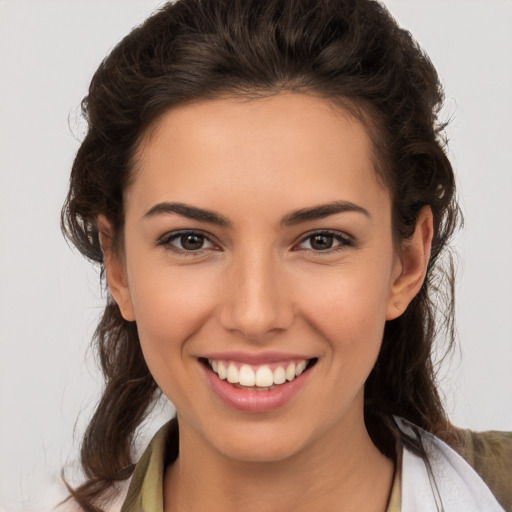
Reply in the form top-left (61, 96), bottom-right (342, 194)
top-left (59, 0), bottom-right (511, 511)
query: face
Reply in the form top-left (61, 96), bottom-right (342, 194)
top-left (104, 93), bottom-right (428, 463)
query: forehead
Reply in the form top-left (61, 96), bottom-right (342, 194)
top-left (128, 93), bottom-right (389, 219)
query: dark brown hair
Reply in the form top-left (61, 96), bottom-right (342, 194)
top-left (61, 0), bottom-right (461, 509)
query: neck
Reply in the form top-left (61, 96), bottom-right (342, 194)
top-left (163, 409), bottom-right (395, 512)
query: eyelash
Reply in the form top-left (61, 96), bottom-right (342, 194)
top-left (157, 230), bottom-right (219, 255)
top-left (157, 229), bottom-right (354, 255)
top-left (295, 230), bottom-right (354, 254)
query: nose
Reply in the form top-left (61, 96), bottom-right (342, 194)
top-left (218, 249), bottom-right (294, 341)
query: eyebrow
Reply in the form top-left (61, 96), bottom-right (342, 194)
top-left (281, 200), bottom-right (371, 226)
top-left (143, 202), bottom-right (231, 227)
top-left (143, 200), bottom-right (370, 227)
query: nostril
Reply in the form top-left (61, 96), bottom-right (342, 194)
top-left (218, 270), bottom-right (295, 337)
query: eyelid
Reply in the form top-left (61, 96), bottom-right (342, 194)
top-left (155, 228), bottom-right (354, 255)
top-left (156, 229), bottom-right (220, 253)
top-left (293, 230), bottom-right (354, 252)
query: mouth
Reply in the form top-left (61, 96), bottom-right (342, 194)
top-left (200, 357), bottom-right (318, 391)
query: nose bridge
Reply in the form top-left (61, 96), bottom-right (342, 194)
top-left (219, 245), bottom-right (293, 339)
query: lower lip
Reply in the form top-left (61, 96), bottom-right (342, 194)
top-left (201, 362), bottom-right (312, 413)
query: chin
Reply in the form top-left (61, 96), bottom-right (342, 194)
top-left (216, 439), bottom-right (303, 463)
top-left (203, 420), bottom-right (315, 463)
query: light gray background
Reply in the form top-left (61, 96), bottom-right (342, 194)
top-left (1, 0), bottom-right (511, 510)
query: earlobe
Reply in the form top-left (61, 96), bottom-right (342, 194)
top-left (97, 216), bottom-right (136, 322)
top-left (386, 207), bottom-right (433, 320)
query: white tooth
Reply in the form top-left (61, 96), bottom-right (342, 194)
top-left (227, 363), bottom-right (239, 384)
top-left (273, 366), bottom-right (286, 385)
top-left (239, 365), bottom-right (256, 386)
top-left (211, 360), bottom-right (218, 372)
top-left (217, 361), bottom-right (227, 380)
top-left (255, 366), bottom-right (274, 387)
top-left (285, 363), bottom-right (296, 381)
top-left (295, 360), bottom-right (307, 376)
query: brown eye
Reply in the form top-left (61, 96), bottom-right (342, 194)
top-left (296, 231), bottom-right (352, 252)
top-left (161, 230), bottom-right (216, 252)
top-left (309, 234), bottom-right (334, 251)
top-left (180, 233), bottom-right (206, 250)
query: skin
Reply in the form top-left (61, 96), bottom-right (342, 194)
top-left (100, 93), bottom-right (433, 512)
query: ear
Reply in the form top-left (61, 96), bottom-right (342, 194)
top-left (386, 206), bottom-right (433, 320)
top-left (97, 215), bottom-right (136, 322)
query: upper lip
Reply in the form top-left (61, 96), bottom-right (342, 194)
top-left (200, 351), bottom-right (313, 364)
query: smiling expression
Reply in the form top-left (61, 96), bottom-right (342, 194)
top-left (104, 93), bottom-right (416, 462)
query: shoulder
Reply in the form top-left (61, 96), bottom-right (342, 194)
top-left (120, 419), bottom-right (178, 511)
top-left (451, 429), bottom-right (512, 512)
top-left (52, 420), bottom-right (177, 512)
top-left (395, 417), bottom-right (511, 511)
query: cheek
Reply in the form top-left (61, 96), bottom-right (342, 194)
top-left (127, 264), bottom-right (219, 364)
top-left (296, 259), bottom-right (393, 354)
